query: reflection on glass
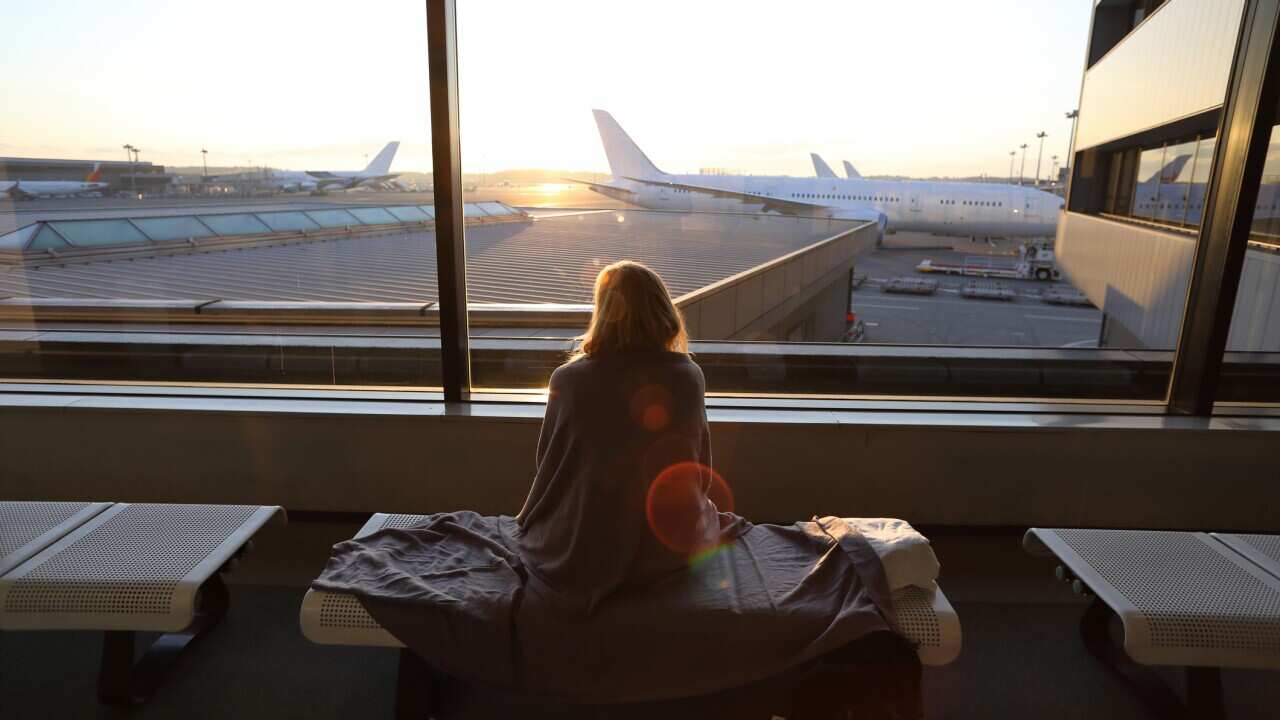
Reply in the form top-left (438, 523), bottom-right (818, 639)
top-left (1249, 126), bottom-right (1280, 243)
top-left (1218, 124), bottom-right (1280, 404)
top-left (1187, 136), bottom-right (1216, 226)
top-left (1131, 146), bottom-right (1166, 219)
top-left (1155, 139), bottom-right (1196, 224)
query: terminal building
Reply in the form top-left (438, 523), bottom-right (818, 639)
top-left (1058, 0), bottom-right (1280, 353)
top-left (0, 156), bottom-right (171, 193)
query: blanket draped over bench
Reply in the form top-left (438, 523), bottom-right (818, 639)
top-left (313, 511), bottom-right (898, 704)
top-left (314, 353), bottom-right (902, 704)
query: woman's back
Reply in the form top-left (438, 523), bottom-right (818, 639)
top-left (516, 350), bottom-right (717, 610)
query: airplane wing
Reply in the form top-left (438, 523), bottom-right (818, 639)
top-left (621, 175), bottom-right (826, 216)
top-left (563, 177), bottom-right (641, 200)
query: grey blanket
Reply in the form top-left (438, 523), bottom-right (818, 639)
top-left (313, 352), bottom-right (898, 702)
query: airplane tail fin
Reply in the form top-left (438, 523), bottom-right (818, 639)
top-left (811, 153), bottom-right (838, 179)
top-left (85, 162), bottom-right (103, 183)
top-left (843, 160), bottom-right (862, 179)
top-left (593, 109), bottom-right (667, 179)
top-left (1146, 153), bottom-right (1192, 184)
top-left (363, 142), bottom-right (400, 175)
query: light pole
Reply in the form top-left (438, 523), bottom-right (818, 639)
top-left (1034, 131), bottom-right (1047, 186)
top-left (1051, 155), bottom-right (1060, 184)
top-left (1018, 143), bottom-right (1028, 186)
top-left (123, 144), bottom-right (135, 194)
top-left (132, 148), bottom-right (141, 196)
top-left (1009, 151), bottom-right (1016, 183)
top-left (1065, 109), bottom-right (1079, 171)
top-left (201, 148), bottom-right (208, 178)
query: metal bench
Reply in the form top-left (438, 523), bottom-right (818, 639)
top-left (302, 513), bottom-right (961, 715)
top-left (0, 501), bottom-right (113, 577)
top-left (1024, 528), bottom-right (1280, 719)
top-left (0, 501), bottom-right (284, 704)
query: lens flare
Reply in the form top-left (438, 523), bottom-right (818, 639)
top-left (645, 461), bottom-right (734, 556)
top-left (630, 384), bottom-right (673, 432)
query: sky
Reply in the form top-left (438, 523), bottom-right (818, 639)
top-left (0, 0), bottom-right (1093, 179)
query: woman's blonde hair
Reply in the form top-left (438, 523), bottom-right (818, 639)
top-left (571, 260), bottom-right (688, 360)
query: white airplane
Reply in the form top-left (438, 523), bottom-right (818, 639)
top-left (211, 142), bottom-right (401, 193)
top-left (1, 163), bottom-right (109, 200)
top-left (576, 110), bottom-right (1064, 241)
top-left (843, 160), bottom-right (862, 179)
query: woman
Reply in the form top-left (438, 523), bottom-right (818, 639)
top-left (315, 261), bottom-right (919, 717)
top-left (516, 260), bottom-right (733, 612)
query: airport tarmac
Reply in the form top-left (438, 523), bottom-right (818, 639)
top-left (853, 235), bottom-right (1102, 347)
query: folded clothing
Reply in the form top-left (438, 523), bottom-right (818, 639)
top-left (844, 518), bottom-right (940, 591)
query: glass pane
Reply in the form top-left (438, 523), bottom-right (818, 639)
top-left (28, 226), bottom-right (70, 251)
top-left (1131, 146), bottom-right (1165, 219)
top-left (458, 1), bottom-right (1124, 398)
top-left (132, 216), bottom-right (216, 241)
top-left (1187, 136), bottom-right (1216, 227)
top-left (198, 213), bottom-right (272, 236)
top-left (49, 220), bottom-right (149, 247)
top-left (1154, 139), bottom-right (1196, 225)
top-left (0, 224), bottom-right (41, 251)
top-left (305, 209), bottom-right (362, 228)
top-left (1218, 122), bottom-right (1280, 405)
top-left (386, 205), bottom-right (430, 222)
top-left (347, 207), bottom-right (399, 225)
top-left (0, 2), bottom-right (438, 390)
top-left (256, 211), bottom-right (320, 232)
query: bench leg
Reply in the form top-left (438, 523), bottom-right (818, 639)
top-left (97, 573), bottom-right (231, 705)
top-left (1186, 667), bottom-right (1224, 720)
top-left (1079, 597), bottom-right (1223, 720)
top-left (395, 648), bottom-right (438, 720)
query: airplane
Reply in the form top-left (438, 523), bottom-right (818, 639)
top-left (575, 110), bottom-right (1064, 242)
top-left (843, 160), bottom-right (862, 179)
top-left (210, 142), bottom-right (400, 194)
top-left (0, 163), bottom-right (109, 200)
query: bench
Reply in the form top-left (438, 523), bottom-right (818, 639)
top-left (1024, 528), bottom-right (1280, 719)
top-left (301, 513), bottom-right (962, 716)
top-left (0, 501), bottom-right (284, 704)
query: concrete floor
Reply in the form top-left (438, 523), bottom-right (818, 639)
top-left (2, 523), bottom-right (1276, 719)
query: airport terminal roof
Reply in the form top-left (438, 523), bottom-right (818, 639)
top-left (0, 202), bottom-right (519, 253)
top-left (0, 209), bottom-right (854, 304)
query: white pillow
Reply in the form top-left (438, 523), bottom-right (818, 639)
top-left (845, 517), bottom-right (940, 592)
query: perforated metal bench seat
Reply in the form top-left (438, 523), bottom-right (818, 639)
top-left (0, 502), bottom-right (282, 632)
top-left (301, 513), bottom-right (962, 666)
top-left (1024, 528), bottom-right (1280, 671)
top-left (0, 501), bottom-right (112, 578)
top-left (0, 502), bottom-right (284, 704)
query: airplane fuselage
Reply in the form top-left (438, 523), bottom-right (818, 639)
top-left (603, 174), bottom-right (1063, 238)
top-left (1, 180), bottom-right (109, 199)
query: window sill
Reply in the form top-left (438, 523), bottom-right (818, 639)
top-left (1, 381), bottom-right (1277, 430)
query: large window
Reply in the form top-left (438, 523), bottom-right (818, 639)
top-left (1, 0), bottom-right (1275, 411)
top-left (1218, 123), bottom-right (1280, 405)
top-left (0, 1), bottom-right (442, 390)
top-left (452, 1), bottom-right (1140, 399)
